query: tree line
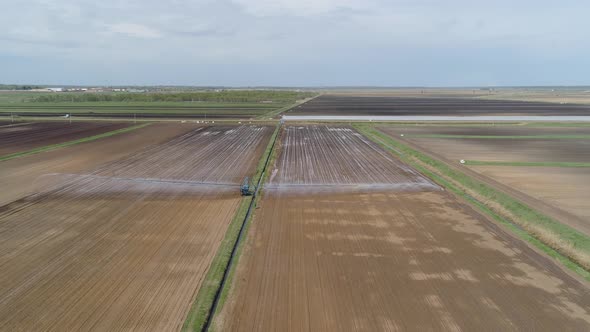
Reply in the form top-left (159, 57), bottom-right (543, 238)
top-left (0, 84), bottom-right (44, 90)
top-left (31, 90), bottom-right (315, 103)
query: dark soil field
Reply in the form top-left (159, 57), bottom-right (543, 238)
top-left (287, 95), bottom-right (590, 116)
top-left (0, 125), bottom-right (272, 331)
top-left (0, 121), bottom-right (132, 156)
top-left (217, 125), bottom-right (590, 331)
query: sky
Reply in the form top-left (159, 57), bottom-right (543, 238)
top-left (1, 0), bottom-right (589, 86)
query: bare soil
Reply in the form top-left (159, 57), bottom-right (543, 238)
top-left (379, 126), bottom-right (590, 163)
top-left (381, 126), bottom-right (590, 137)
top-left (0, 123), bottom-right (195, 205)
top-left (287, 95), bottom-right (590, 116)
top-left (378, 125), bottom-right (590, 236)
top-left (268, 125), bottom-right (437, 191)
top-left (0, 125), bottom-right (272, 331)
top-left (473, 166), bottom-right (590, 233)
top-left (217, 124), bottom-right (590, 331)
top-left (217, 191), bottom-right (590, 331)
top-left (0, 121), bottom-right (132, 156)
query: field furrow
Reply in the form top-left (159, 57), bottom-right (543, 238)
top-left (0, 125), bottom-right (272, 331)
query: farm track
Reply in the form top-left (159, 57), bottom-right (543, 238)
top-left (217, 124), bottom-right (590, 331)
top-left (0, 125), bottom-right (272, 331)
top-left (286, 95), bottom-right (590, 116)
top-left (0, 122), bottom-right (131, 156)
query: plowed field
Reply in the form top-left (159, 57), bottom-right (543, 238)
top-left (378, 125), bottom-right (590, 235)
top-left (0, 121), bottom-right (132, 156)
top-left (219, 191), bottom-right (590, 331)
top-left (217, 125), bottom-right (590, 331)
top-left (0, 123), bottom-right (194, 205)
top-left (0, 125), bottom-right (272, 331)
top-left (287, 95), bottom-right (590, 116)
top-left (268, 125), bottom-right (437, 191)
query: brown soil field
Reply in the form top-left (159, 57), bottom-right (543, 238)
top-left (473, 166), bottom-right (590, 233)
top-left (0, 125), bottom-right (272, 331)
top-left (217, 124), bottom-right (590, 330)
top-left (380, 125), bottom-right (590, 137)
top-left (0, 123), bottom-right (195, 206)
top-left (0, 121), bottom-right (132, 156)
top-left (268, 125), bottom-right (438, 191)
top-left (287, 94), bottom-right (590, 116)
top-left (378, 127), bottom-right (590, 163)
top-left (400, 138), bottom-right (590, 163)
top-left (378, 126), bottom-right (590, 236)
top-left (217, 191), bottom-right (590, 331)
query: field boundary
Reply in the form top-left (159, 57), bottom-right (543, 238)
top-left (256, 94), bottom-right (320, 119)
top-left (464, 160), bottom-right (590, 168)
top-left (406, 134), bottom-right (590, 139)
top-left (354, 123), bottom-right (590, 280)
top-left (0, 123), bottom-right (150, 162)
top-left (181, 123), bottom-right (281, 332)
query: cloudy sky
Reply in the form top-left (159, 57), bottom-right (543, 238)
top-left (1, 0), bottom-right (589, 86)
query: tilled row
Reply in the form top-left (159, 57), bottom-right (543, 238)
top-left (269, 125), bottom-right (437, 192)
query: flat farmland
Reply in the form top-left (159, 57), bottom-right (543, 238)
top-left (0, 103), bottom-right (280, 119)
top-left (378, 125), bottom-right (590, 234)
top-left (287, 94), bottom-right (590, 116)
top-left (0, 125), bottom-right (272, 331)
top-left (268, 125), bottom-right (437, 191)
top-left (0, 121), bottom-right (132, 156)
top-left (472, 166), bottom-right (590, 233)
top-left (216, 125), bottom-right (590, 331)
top-left (0, 123), bottom-right (195, 205)
top-left (383, 137), bottom-right (590, 163)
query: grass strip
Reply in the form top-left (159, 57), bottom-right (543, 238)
top-left (256, 94), bottom-right (320, 119)
top-left (181, 124), bottom-right (281, 332)
top-left (464, 160), bottom-right (590, 168)
top-left (407, 134), bottom-right (590, 139)
top-left (354, 123), bottom-right (590, 280)
top-left (0, 123), bottom-right (150, 162)
top-left (181, 196), bottom-right (253, 332)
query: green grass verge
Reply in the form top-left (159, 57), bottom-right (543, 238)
top-left (181, 124), bottom-right (281, 332)
top-left (181, 195), bottom-right (252, 332)
top-left (464, 160), bottom-right (590, 168)
top-left (354, 123), bottom-right (590, 281)
top-left (0, 123), bottom-right (150, 162)
top-left (256, 94), bottom-right (320, 119)
top-left (407, 134), bottom-right (590, 139)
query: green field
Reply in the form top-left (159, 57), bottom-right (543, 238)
top-left (0, 90), bottom-right (316, 119)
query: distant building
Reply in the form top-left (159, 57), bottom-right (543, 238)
top-left (47, 87), bottom-right (63, 92)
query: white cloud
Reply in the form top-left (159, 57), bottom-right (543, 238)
top-left (106, 23), bottom-right (162, 39)
top-left (231, 0), bottom-right (372, 16)
top-left (0, 0), bottom-right (589, 85)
